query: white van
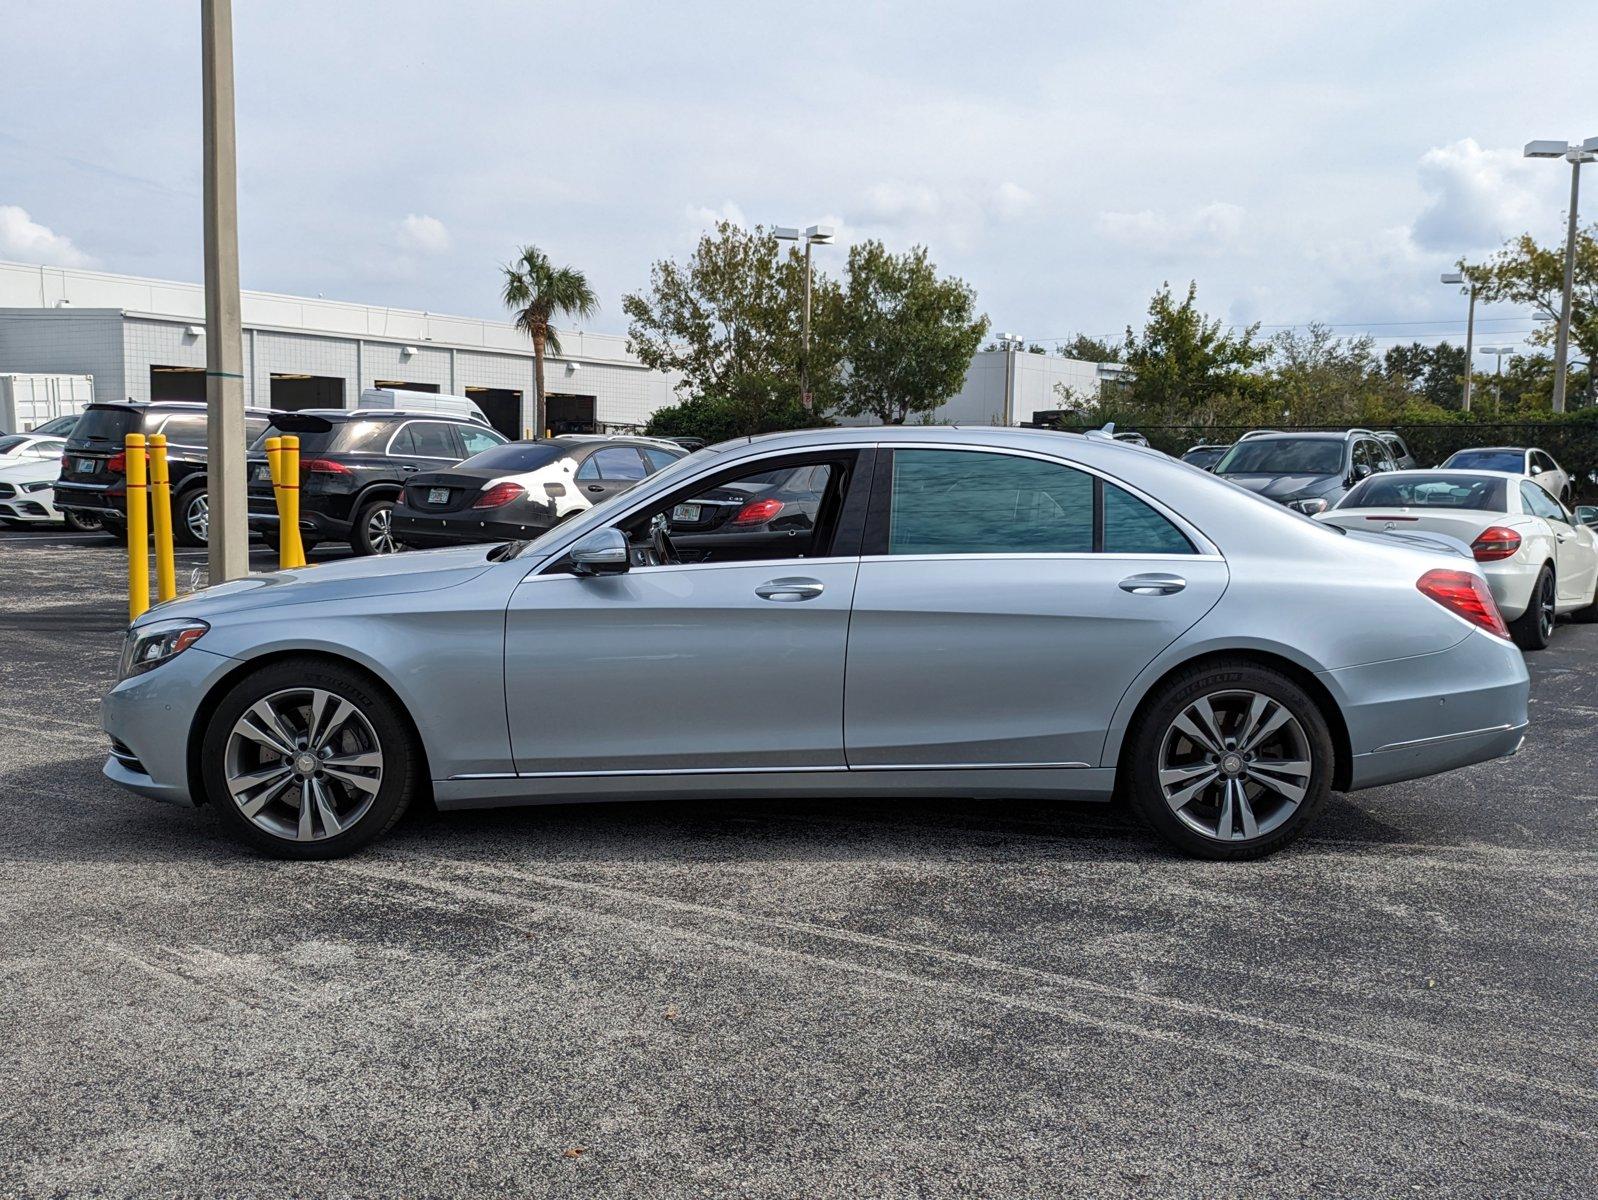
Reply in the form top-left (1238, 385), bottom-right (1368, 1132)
top-left (357, 388), bottom-right (491, 426)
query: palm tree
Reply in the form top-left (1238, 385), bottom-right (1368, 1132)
top-left (501, 245), bottom-right (599, 438)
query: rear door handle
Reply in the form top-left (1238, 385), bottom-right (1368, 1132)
top-left (586, 484), bottom-right (606, 494)
top-left (755, 577), bottom-right (824, 602)
top-left (1119, 573), bottom-right (1187, 596)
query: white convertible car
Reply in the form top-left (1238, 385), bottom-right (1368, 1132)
top-left (1320, 469), bottom-right (1598, 650)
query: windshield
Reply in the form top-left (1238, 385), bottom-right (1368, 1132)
top-left (32, 414), bottom-right (81, 437)
top-left (510, 446), bottom-right (721, 558)
top-left (1339, 473), bottom-right (1507, 512)
top-left (1443, 449), bottom-right (1524, 473)
top-left (457, 442), bottom-right (567, 472)
top-left (0, 435), bottom-right (31, 454)
top-left (1214, 438), bottom-right (1344, 476)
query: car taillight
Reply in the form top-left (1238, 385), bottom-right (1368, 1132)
top-left (107, 451), bottom-right (125, 473)
top-left (473, 482), bottom-right (526, 509)
top-left (1470, 525), bottom-right (1522, 562)
top-left (1416, 569), bottom-right (1510, 639)
top-left (299, 458), bottom-right (350, 475)
top-left (733, 497), bottom-right (784, 525)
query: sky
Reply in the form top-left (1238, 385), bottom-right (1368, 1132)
top-left (3, 0), bottom-right (1597, 356)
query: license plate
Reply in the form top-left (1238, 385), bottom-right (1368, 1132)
top-left (76, 457), bottom-right (96, 473)
top-left (428, 488), bottom-right (450, 504)
top-left (672, 502), bottom-right (701, 521)
top-left (252, 464), bottom-right (272, 481)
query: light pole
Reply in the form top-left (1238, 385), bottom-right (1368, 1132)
top-left (201, 0), bottom-right (248, 581)
top-left (774, 224), bottom-right (835, 411)
top-left (1480, 346), bottom-right (1515, 416)
top-left (996, 332), bottom-right (1025, 424)
top-left (1524, 137), bottom-right (1598, 413)
top-left (1440, 270), bottom-right (1477, 412)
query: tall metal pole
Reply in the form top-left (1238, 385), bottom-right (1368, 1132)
top-left (1552, 156), bottom-right (1582, 414)
top-left (1495, 355), bottom-right (1504, 416)
top-left (202, 0), bottom-right (248, 581)
top-left (1461, 283), bottom-right (1475, 413)
top-left (801, 239), bottom-right (812, 412)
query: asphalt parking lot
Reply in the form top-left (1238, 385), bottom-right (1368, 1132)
top-left (1, 528), bottom-right (1595, 1198)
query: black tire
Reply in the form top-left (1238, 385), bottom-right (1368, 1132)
top-left (172, 486), bottom-right (208, 547)
top-left (349, 495), bottom-right (403, 556)
top-left (1508, 565), bottom-right (1555, 650)
top-left (200, 657), bottom-right (420, 859)
top-left (261, 526), bottom-right (320, 556)
top-left (1123, 660), bottom-right (1336, 861)
top-left (63, 509), bottom-right (104, 533)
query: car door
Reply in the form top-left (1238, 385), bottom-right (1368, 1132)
top-left (503, 449), bottom-right (869, 775)
top-left (1523, 482), bottom-right (1598, 605)
top-left (1531, 450), bottom-right (1567, 500)
top-left (573, 445), bottom-right (650, 507)
top-left (843, 446), bottom-right (1229, 770)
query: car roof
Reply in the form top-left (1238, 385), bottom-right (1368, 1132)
top-left (85, 400), bottom-right (275, 416)
top-left (1448, 446), bottom-right (1528, 454)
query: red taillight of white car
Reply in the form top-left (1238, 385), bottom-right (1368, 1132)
top-left (1416, 569), bottom-right (1511, 639)
top-left (1470, 525), bottom-right (1522, 562)
top-left (473, 482), bottom-right (527, 509)
top-left (734, 497), bottom-right (784, 525)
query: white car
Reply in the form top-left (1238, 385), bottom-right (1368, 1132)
top-left (0, 456), bottom-right (67, 526)
top-left (1319, 469), bottom-right (1598, 650)
top-left (0, 432), bottom-right (66, 464)
top-left (1440, 446), bottom-right (1571, 505)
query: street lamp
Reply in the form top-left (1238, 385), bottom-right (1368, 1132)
top-left (774, 224), bottom-right (835, 411)
top-left (1523, 136), bottom-right (1598, 412)
top-left (1479, 346), bottom-right (1516, 416)
top-left (994, 332), bottom-right (1025, 423)
top-left (1440, 271), bottom-right (1477, 412)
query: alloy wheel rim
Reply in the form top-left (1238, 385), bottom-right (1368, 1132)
top-left (369, 505), bottom-right (399, 554)
top-left (1540, 575), bottom-right (1555, 638)
top-left (1158, 689), bottom-right (1312, 843)
top-left (188, 492), bottom-right (209, 541)
top-left (223, 687), bottom-right (383, 841)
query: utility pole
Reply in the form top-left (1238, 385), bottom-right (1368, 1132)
top-left (202, 0), bottom-right (248, 581)
top-left (1524, 137), bottom-right (1598, 414)
top-left (1441, 272), bottom-right (1476, 412)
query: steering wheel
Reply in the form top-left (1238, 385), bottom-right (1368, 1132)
top-left (648, 512), bottom-right (679, 567)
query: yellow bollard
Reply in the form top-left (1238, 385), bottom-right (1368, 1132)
top-left (125, 433), bottom-right (150, 621)
top-left (148, 433), bottom-right (176, 603)
top-left (265, 436), bottom-right (287, 569)
top-left (282, 434), bottom-right (306, 569)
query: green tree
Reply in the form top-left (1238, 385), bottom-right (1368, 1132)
top-left (1465, 227), bottom-right (1598, 366)
top-left (501, 245), bottom-right (598, 438)
top-left (826, 241), bottom-right (989, 424)
top-left (622, 221), bottom-right (839, 431)
top-left (1057, 333), bottom-right (1121, 363)
top-left (1118, 282), bottom-right (1265, 424)
top-left (1383, 341), bottom-right (1469, 410)
top-left (1266, 325), bottom-right (1397, 424)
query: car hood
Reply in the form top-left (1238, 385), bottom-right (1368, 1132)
top-left (1220, 472), bottom-right (1339, 500)
top-left (0, 458), bottom-right (59, 484)
top-left (136, 544), bottom-right (502, 625)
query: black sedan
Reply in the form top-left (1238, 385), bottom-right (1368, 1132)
top-left (391, 437), bottom-right (684, 548)
top-left (665, 462), bottom-right (834, 562)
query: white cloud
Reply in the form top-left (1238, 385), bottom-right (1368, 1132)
top-left (396, 213), bottom-right (451, 254)
top-left (990, 181), bottom-right (1035, 219)
top-left (0, 205), bottom-right (92, 267)
top-left (1094, 202), bottom-right (1247, 253)
top-left (1409, 138), bottom-right (1550, 252)
top-left (686, 200), bottom-right (747, 231)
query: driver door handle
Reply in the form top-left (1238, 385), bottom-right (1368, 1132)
top-left (1119, 573), bottom-right (1187, 596)
top-left (586, 484), bottom-right (606, 494)
top-left (755, 577), bottom-right (824, 602)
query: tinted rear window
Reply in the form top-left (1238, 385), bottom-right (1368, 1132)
top-left (70, 408), bottom-right (141, 444)
top-left (1339, 474), bottom-right (1507, 511)
top-left (1445, 450), bottom-right (1524, 472)
top-left (155, 414), bottom-right (208, 447)
top-left (458, 442), bottom-right (566, 472)
top-left (252, 423), bottom-right (339, 456)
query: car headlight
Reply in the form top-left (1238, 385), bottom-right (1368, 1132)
top-left (120, 618), bottom-right (209, 678)
top-left (1289, 497), bottom-right (1329, 515)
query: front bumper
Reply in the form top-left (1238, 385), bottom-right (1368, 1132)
top-left (1328, 628), bottom-right (1530, 791)
top-left (100, 645), bottom-right (240, 807)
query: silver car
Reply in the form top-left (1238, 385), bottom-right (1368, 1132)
top-left (102, 427), bottom-right (1530, 861)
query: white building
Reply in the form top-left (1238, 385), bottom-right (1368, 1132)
top-left (921, 348), bottom-right (1101, 426)
top-left (0, 260), bottom-right (682, 439)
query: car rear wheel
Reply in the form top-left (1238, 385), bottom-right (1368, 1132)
top-left (63, 509), bottom-right (103, 533)
top-left (261, 526), bottom-right (320, 556)
top-left (350, 497), bottom-right (404, 556)
top-left (100, 517), bottom-right (127, 543)
top-left (201, 658), bottom-right (419, 859)
top-left (172, 486), bottom-right (209, 547)
top-left (1508, 566), bottom-right (1555, 651)
top-left (1125, 661), bottom-right (1335, 860)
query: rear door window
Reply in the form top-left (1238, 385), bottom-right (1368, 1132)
top-left (888, 449), bottom-right (1094, 554)
top-left (458, 424), bottom-right (506, 456)
top-left (401, 421), bottom-right (461, 459)
top-left (582, 446), bottom-right (649, 480)
top-left (154, 414), bottom-right (208, 447)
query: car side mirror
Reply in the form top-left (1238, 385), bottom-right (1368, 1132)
top-left (570, 527), bottom-right (629, 576)
top-left (1530, 463), bottom-right (1543, 475)
top-left (1577, 505), bottom-right (1598, 529)
top-left (1352, 463), bottom-right (1372, 481)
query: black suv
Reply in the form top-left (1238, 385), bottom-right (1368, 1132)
top-left (55, 401), bottom-right (274, 543)
top-left (247, 409), bottom-right (507, 555)
top-left (1211, 429), bottom-right (1398, 515)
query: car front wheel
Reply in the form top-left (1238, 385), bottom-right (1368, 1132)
top-left (1124, 660), bottom-right (1335, 860)
top-left (201, 658), bottom-right (420, 859)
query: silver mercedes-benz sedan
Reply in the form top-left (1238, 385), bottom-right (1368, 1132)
top-left (102, 426), bottom-right (1529, 861)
